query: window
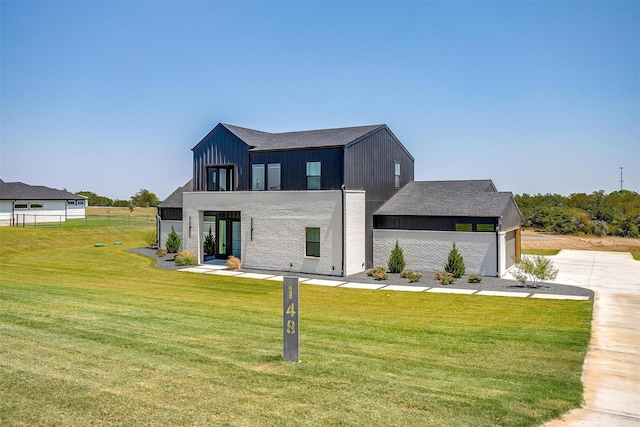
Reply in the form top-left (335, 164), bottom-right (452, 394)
top-left (394, 162), bottom-right (401, 188)
top-left (14, 203), bottom-right (28, 209)
top-left (252, 164), bottom-right (265, 191)
top-left (455, 223), bottom-right (472, 232)
top-left (29, 203), bottom-right (44, 209)
top-left (305, 227), bottom-right (320, 257)
top-left (77, 200), bottom-right (85, 206)
top-left (207, 166), bottom-right (234, 191)
top-left (477, 224), bottom-right (495, 232)
top-left (67, 200), bottom-right (76, 206)
top-left (267, 163), bottom-right (281, 190)
top-left (306, 161), bottom-right (321, 190)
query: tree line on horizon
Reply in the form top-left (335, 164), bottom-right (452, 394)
top-left (77, 189), bottom-right (160, 209)
top-left (515, 190), bottom-right (640, 238)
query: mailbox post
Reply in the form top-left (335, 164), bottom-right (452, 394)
top-left (283, 277), bottom-right (299, 362)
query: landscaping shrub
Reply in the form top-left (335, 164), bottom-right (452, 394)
top-left (400, 271), bottom-right (422, 283)
top-left (512, 255), bottom-right (559, 288)
top-left (387, 240), bottom-right (405, 274)
top-left (468, 274), bottom-right (482, 283)
top-left (367, 266), bottom-right (388, 281)
top-left (444, 242), bottom-right (465, 278)
top-left (143, 230), bottom-right (158, 248)
top-left (434, 271), bottom-right (455, 285)
top-left (174, 250), bottom-right (196, 266)
top-left (155, 248), bottom-right (167, 257)
top-left (226, 255), bottom-right (242, 271)
top-left (166, 226), bottom-right (181, 253)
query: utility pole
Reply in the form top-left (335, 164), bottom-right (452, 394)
top-left (619, 167), bottom-right (624, 191)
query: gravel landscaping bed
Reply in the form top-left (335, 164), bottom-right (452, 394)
top-left (128, 247), bottom-right (594, 300)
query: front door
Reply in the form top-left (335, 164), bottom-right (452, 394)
top-left (216, 219), bottom-right (241, 259)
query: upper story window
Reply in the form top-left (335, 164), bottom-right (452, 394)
top-left (267, 163), bottom-right (281, 190)
top-left (29, 203), bottom-right (44, 209)
top-left (252, 163), bottom-right (281, 191)
top-left (207, 166), bottom-right (234, 191)
top-left (306, 161), bottom-right (321, 190)
top-left (67, 200), bottom-right (76, 206)
top-left (252, 164), bottom-right (265, 191)
top-left (394, 162), bottom-right (401, 188)
top-left (14, 203), bottom-right (28, 209)
top-left (77, 200), bottom-right (85, 206)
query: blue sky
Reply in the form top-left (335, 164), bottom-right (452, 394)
top-left (1, 1), bottom-right (638, 200)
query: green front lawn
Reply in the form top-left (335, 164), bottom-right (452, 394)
top-left (0, 227), bottom-right (592, 426)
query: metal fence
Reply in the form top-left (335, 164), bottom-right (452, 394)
top-left (8, 214), bottom-right (156, 228)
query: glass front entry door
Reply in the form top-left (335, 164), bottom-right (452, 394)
top-left (216, 219), bottom-right (241, 259)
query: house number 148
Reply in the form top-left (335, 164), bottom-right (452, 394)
top-left (283, 277), bottom-right (299, 362)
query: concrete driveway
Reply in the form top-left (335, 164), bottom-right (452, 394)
top-left (539, 250), bottom-right (640, 426)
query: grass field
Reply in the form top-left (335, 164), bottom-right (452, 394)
top-left (522, 249), bottom-right (562, 256)
top-left (0, 226), bottom-right (592, 426)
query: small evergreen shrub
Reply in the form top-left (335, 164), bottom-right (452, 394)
top-left (174, 250), bottom-right (196, 266)
top-left (400, 271), bottom-right (422, 283)
top-left (226, 256), bottom-right (242, 271)
top-left (387, 240), bottom-right (406, 274)
top-left (203, 226), bottom-right (215, 256)
top-left (143, 230), bottom-right (158, 248)
top-left (367, 266), bottom-right (388, 281)
top-left (468, 274), bottom-right (482, 283)
top-left (155, 248), bottom-right (167, 257)
top-left (444, 242), bottom-right (466, 278)
top-left (434, 271), bottom-right (455, 285)
top-left (165, 226), bottom-right (181, 253)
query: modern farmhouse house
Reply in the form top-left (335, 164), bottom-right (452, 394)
top-left (158, 123), bottom-right (521, 277)
top-left (0, 179), bottom-right (87, 226)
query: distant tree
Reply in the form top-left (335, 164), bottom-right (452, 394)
top-left (112, 199), bottom-right (131, 208)
top-left (131, 189), bottom-right (160, 207)
top-left (77, 191), bottom-right (113, 206)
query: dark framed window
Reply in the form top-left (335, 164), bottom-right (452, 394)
top-left (306, 161), bottom-right (321, 190)
top-left (29, 203), bottom-right (44, 209)
top-left (252, 164), bottom-right (265, 191)
top-left (477, 224), bottom-right (495, 232)
top-left (394, 162), bottom-right (401, 188)
top-left (207, 166), bottom-right (234, 191)
top-left (77, 200), bottom-right (85, 206)
top-left (67, 200), bottom-right (76, 206)
top-left (305, 227), bottom-right (320, 257)
top-left (455, 223), bottom-right (472, 232)
top-left (268, 163), bottom-right (281, 190)
top-left (14, 203), bottom-right (28, 209)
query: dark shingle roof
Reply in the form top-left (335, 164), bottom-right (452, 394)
top-left (0, 180), bottom-right (87, 201)
top-left (222, 123), bottom-right (384, 151)
top-left (375, 180), bottom-right (513, 217)
top-left (158, 180), bottom-right (193, 208)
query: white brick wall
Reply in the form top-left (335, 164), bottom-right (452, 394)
top-left (344, 190), bottom-right (366, 275)
top-left (159, 220), bottom-right (184, 251)
top-left (373, 229), bottom-right (498, 276)
top-left (183, 190), bottom-right (366, 276)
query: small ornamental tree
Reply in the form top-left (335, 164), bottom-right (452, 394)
top-left (165, 225), bottom-right (181, 253)
top-left (512, 256), bottom-right (559, 288)
top-left (203, 225), bottom-right (215, 256)
top-left (387, 240), bottom-right (406, 274)
top-left (444, 242), bottom-right (465, 278)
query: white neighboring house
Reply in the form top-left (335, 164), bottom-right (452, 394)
top-left (0, 179), bottom-right (88, 226)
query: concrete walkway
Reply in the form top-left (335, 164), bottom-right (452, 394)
top-left (541, 250), bottom-right (640, 427)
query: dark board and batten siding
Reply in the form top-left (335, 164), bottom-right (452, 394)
top-left (249, 148), bottom-right (344, 191)
top-left (344, 127), bottom-right (415, 268)
top-left (501, 198), bottom-right (522, 231)
top-left (374, 215), bottom-right (498, 231)
top-left (192, 125), bottom-right (251, 192)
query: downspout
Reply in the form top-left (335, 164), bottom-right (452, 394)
top-left (341, 184), bottom-right (346, 277)
top-left (496, 216), bottom-right (503, 277)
